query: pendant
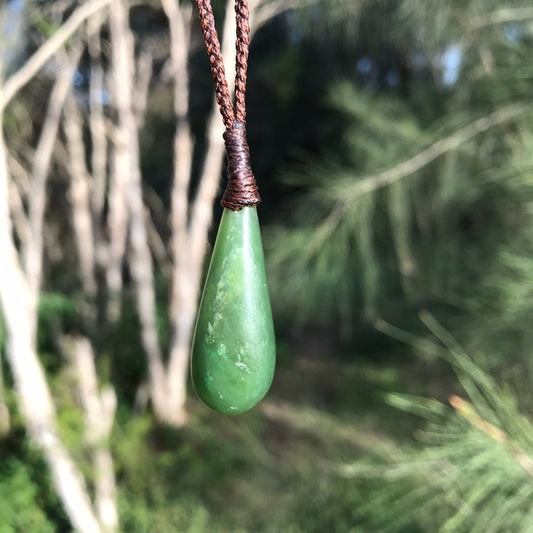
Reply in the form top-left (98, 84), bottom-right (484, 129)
top-left (191, 206), bottom-right (276, 414)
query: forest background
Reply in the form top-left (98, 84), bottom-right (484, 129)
top-left (0, 0), bottom-right (532, 532)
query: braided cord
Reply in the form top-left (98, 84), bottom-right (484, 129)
top-left (234, 0), bottom-right (250, 123)
top-left (195, 0), bottom-right (260, 210)
top-left (195, 0), bottom-right (235, 128)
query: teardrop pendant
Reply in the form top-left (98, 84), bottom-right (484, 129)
top-left (191, 207), bottom-right (276, 414)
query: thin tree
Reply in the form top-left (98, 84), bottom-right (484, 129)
top-left (0, 2), bottom-right (118, 531)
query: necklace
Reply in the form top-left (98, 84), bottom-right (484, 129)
top-left (190, 0), bottom-right (276, 414)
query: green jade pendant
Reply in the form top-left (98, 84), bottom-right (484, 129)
top-left (191, 206), bottom-right (276, 414)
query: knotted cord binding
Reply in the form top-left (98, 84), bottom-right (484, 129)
top-left (195, 0), bottom-right (260, 210)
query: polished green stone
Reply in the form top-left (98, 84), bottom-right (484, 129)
top-left (191, 207), bottom-right (276, 414)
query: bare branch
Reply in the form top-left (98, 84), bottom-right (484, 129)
top-left (7, 153), bottom-right (31, 196)
top-left (161, 0), bottom-right (194, 329)
top-left (0, 116), bottom-right (103, 533)
top-left (88, 12), bottom-right (109, 223)
top-left (106, 0), bottom-right (136, 320)
top-left (0, 0), bottom-right (113, 110)
top-left (133, 51), bottom-right (153, 128)
top-left (108, 0), bottom-right (170, 418)
top-left (67, 336), bottom-right (118, 531)
top-left (142, 188), bottom-right (170, 274)
top-left (145, 207), bottom-right (170, 275)
top-left (253, 0), bottom-right (316, 30)
top-left (23, 46), bottom-right (83, 342)
top-left (64, 94), bottom-right (98, 298)
top-left (6, 156), bottom-right (30, 249)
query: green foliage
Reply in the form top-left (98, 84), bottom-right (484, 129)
top-left (461, 232), bottom-right (533, 378)
top-left (37, 292), bottom-right (78, 367)
top-left (103, 355), bottom-right (407, 533)
top-left (3, 2), bottom-right (533, 533)
top-left (342, 317), bottom-right (533, 533)
top-left (0, 398), bottom-right (68, 533)
top-left (266, 79), bottom-right (530, 323)
top-left (0, 459), bottom-right (56, 533)
top-left (29, 10), bottom-right (61, 39)
top-left (265, 1), bottom-right (533, 389)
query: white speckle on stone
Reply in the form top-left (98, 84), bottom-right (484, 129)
top-left (235, 352), bottom-right (251, 373)
top-left (206, 322), bottom-right (214, 343)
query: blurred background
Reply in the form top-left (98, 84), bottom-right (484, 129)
top-left (0, 0), bottom-right (532, 532)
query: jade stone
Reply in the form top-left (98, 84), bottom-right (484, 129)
top-left (191, 207), bottom-right (276, 414)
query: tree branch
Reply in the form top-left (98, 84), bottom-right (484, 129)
top-left (161, 0), bottom-right (194, 342)
top-left (23, 46), bottom-right (83, 342)
top-left (133, 51), bottom-right (153, 129)
top-left (450, 395), bottom-right (533, 479)
top-left (253, 0), bottom-right (316, 30)
top-left (108, 0), bottom-right (170, 418)
top-left (0, 0), bottom-right (113, 111)
top-left (6, 157), bottom-right (31, 250)
top-left (87, 12), bottom-right (108, 224)
top-left (106, 0), bottom-right (135, 320)
top-left (66, 336), bottom-right (118, 532)
top-left (346, 104), bottom-right (531, 201)
top-left (0, 114), bottom-right (103, 533)
top-left (64, 94), bottom-right (98, 298)
top-left (469, 7), bottom-right (533, 31)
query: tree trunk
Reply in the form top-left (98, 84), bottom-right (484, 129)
top-left (0, 123), bottom-right (104, 533)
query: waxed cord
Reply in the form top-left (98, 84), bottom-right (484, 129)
top-left (195, 0), bottom-right (260, 210)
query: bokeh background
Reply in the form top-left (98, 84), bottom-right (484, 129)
top-left (1, 1), bottom-right (532, 532)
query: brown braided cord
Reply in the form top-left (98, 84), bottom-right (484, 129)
top-left (222, 122), bottom-right (260, 209)
top-left (195, 0), bottom-right (260, 210)
top-left (195, 0), bottom-right (234, 128)
top-left (234, 0), bottom-right (250, 124)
